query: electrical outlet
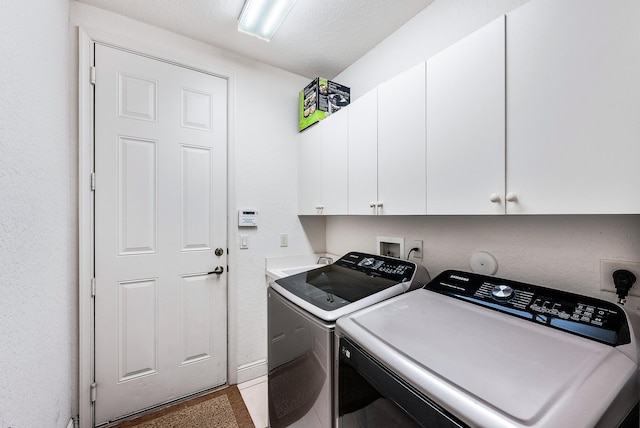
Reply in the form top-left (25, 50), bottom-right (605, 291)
top-left (600, 259), bottom-right (640, 296)
top-left (280, 233), bottom-right (288, 247)
top-left (409, 240), bottom-right (423, 260)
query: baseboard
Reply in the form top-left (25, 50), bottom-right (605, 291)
top-left (236, 358), bottom-right (268, 383)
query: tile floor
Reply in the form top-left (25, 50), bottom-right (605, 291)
top-left (238, 375), bottom-right (268, 428)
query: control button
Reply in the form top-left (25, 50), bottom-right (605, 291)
top-left (491, 285), bottom-right (515, 301)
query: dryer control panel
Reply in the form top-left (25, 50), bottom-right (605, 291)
top-left (426, 270), bottom-right (631, 346)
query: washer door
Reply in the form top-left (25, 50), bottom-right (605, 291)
top-left (338, 337), bottom-right (464, 428)
top-left (268, 287), bottom-right (334, 428)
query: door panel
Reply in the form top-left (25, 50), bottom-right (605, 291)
top-left (377, 63), bottom-right (426, 215)
top-left (180, 145), bottom-right (213, 251)
top-left (94, 44), bottom-right (228, 424)
top-left (426, 16), bottom-right (505, 215)
top-left (347, 88), bottom-right (378, 215)
top-left (506, 0), bottom-right (640, 213)
top-left (118, 136), bottom-right (157, 255)
top-left (118, 278), bottom-right (158, 381)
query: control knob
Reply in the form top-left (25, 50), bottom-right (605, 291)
top-left (491, 284), bottom-right (515, 301)
top-left (361, 258), bottom-right (375, 267)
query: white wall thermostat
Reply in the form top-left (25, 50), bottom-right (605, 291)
top-left (238, 210), bottom-right (258, 227)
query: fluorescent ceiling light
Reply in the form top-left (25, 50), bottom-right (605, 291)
top-left (237, 0), bottom-right (297, 41)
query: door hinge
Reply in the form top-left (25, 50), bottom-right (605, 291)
top-left (90, 66), bottom-right (96, 85)
top-left (90, 172), bottom-right (95, 191)
top-left (90, 383), bottom-right (97, 403)
top-left (91, 278), bottom-right (96, 297)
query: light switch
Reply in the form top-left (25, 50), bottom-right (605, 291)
top-left (240, 235), bottom-right (249, 249)
top-left (280, 233), bottom-right (288, 247)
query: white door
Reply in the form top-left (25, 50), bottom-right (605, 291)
top-left (377, 62), bottom-right (426, 215)
top-left (426, 16), bottom-right (505, 215)
top-left (297, 124), bottom-right (322, 215)
top-left (506, 0), bottom-right (640, 214)
top-left (347, 88), bottom-right (378, 215)
top-left (319, 110), bottom-right (348, 215)
top-left (94, 44), bottom-right (228, 424)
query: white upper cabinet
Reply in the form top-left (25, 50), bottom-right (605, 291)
top-left (297, 123), bottom-right (322, 215)
top-left (506, 0), bottom-right (640, 214)
top-left (426, 16), bottom-right (506, 215)
top-left (348, 88), bottom-right (379, 215)
top-left (320, 110), bottom-right (348, 215)
top-left (377, 62), bottom-right (427, 215)
top-left (297, 109), bottom-right (348, 215)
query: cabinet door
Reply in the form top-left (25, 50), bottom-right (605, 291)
top-left (320, 110), bottom-right (348, 215)
top-left (297, 124), bottom-right (322, 215)
top-left (426, 16), bottom-right (505, 215)
top-left (507, 0), bottom-right (640, 214)
top-left (348, 88), bottom-right (378, 215)
top-left (377, 62), bottom-right (427, 215)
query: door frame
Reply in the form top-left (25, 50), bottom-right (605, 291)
top-left (78, 27), bottom-right (237, 428)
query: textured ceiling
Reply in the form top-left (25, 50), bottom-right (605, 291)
top-left (76, 0), bottom-right (435, 79)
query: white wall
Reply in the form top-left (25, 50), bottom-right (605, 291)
top-left (328, 0), bottom-right (640, 310)
top-left (336, 0), bottom-right (530, 99)
top-left (0, 1), bottom-right (74, 427)
top-left (327, 216), bottom-right (640, 301)
top-left (69, 1), bottom-right (325, 391)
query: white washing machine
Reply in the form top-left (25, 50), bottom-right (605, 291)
top-left (336, 270), bottom-right (640, 427)
top-left (268, 251), bottom-right (430, 428)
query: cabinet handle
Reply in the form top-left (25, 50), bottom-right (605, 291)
top-left (489, 193), bottom-right (501, 203)
top-left (369, 202), bottom-right (376, 208)
top-left (506, 193), bottom-right (518, 203)
top-left (376, 201), bottom-right (384, 208)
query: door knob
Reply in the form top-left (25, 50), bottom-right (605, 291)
top-left (208, 266), bottom-right (224, 275)
top-left (215, 248), bottom-right (224, 256)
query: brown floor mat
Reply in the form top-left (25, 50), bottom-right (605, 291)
top-left (108, 385), bottom-right (255, 428)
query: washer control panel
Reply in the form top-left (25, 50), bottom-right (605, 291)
top-left (426, 270), bottom-right (630, 346)
top-left (337, 252), bottom-right (415, 282)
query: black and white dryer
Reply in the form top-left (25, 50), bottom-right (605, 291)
top-left (336, 270), bottom-right (640, 427)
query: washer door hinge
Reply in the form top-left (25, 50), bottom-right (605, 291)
top-left (90, 66), bottom-right (96, 85)
top-left (90, 383), bottom-right (97, 403)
